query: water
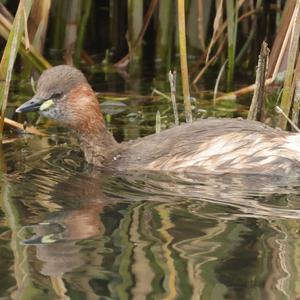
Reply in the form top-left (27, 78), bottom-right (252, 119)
top-left (1, 69), bottom-right (300, 299)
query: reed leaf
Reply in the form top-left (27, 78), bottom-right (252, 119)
top-left (226, 0), bottom-right (238, 86)
top-left (0, 7), bottom-right (51, 71)
top-left (51, 0), bottom-right (66, 50)
top-left (206, 0), bottom-right (224, 63)
top-left (213, 59), bottom-right (228, 103)
top-left (155, 0), bottom-right (172, 65)
top-left (21, 0), bottom-right (51, 75)
top-left (75, 0), bottom-right (92, 64)
top-left (177, 0), bottom-right (192, 123)
top-left (28, 0), bottom-right (51, 53)
top-left (267, 0), bottom-right (296, 79)
top-left (0, 0), bottom-right (33, 138)
top-left (115, 0), bottom-right (158, 67)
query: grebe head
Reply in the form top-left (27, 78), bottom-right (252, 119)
top-left (16, 65), bottom-right (104, 133)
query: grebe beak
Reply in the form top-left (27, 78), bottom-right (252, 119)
top-left (16, 96), bottom-right (44, 113)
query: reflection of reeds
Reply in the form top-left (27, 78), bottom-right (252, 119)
top-left (1, 178), bottom-right (45, 298)
top-left (155, 204), bottom-right (177, 300)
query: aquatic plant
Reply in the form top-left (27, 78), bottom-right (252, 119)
top-left (0, 1), bottom-right (300, 133)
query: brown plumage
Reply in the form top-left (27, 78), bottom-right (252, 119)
top-left (16, 65), bottom-right (300, 175)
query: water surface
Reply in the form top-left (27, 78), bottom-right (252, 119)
top-left (1, 69), bottom-right (300, 300)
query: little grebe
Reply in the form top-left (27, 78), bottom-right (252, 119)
top-left (16, 65), bottom-right (300, 175)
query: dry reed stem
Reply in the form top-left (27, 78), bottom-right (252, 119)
top-left (292, 81), bottom-right (300, 129)
top-left (248, 41), bottom-right (269, 121)
top-left (206, 0), bottom-right (224, 63)
top-left (193, 38), bottom-right (226, 84)
top-left (168, 71), bottom-right (179, 126)
top-left (213, 59), bottom-right (228, 103)
top-left (275, 106), bottom-right (300, 131)
top-left (193, 7), bottom-right (261, 83)
top-left (215, 2), bottom-right (297, 101)
top-left (0, 10), bottom-right (51, 71)
top-left (205, 7), bottom-right (261, 64)
top-left (50, 277), bottom-right (70, 300)
top-left (279, 0), bottom-right (300, 129)
top-left (4, 118), bottom-right (46, 136)
top-left (270, 5), bottom-right (297, 82)
top-left (0, 3), bottom-right (13, 22)
top-left (214, 78), bottom-right (273, 101)
top-left (27, 0), bottom-right (51, 53)
top-left (115, 0), bottom-right (158, 67)
top-left (267, 0), bottom-right (297, 78)
top-left (291, 52), bottom-right (300, 129)
top-left (155, 110), bottom-right (161, 133)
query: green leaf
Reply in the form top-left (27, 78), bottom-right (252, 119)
top-left (0, 0), bottom-right (34, 138)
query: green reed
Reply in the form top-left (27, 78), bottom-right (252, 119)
top-left (226, 0), bottom-right (238, 87)
top-left (0, 0), bottom-right (33, 138)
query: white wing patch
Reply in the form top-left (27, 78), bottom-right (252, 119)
top-left (286, 134), bottom-right (300, 152)
top-left (146, 132), bottom-right (300, 173)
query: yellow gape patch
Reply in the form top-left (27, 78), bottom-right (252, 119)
top-left (40, 99), bottom-right (54, 111)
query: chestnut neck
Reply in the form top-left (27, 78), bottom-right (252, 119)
top-left (66, 84), bottom-right (119, 167)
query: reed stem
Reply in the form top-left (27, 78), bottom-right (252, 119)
top-left (279, 1), bottom-right (300, 129)
top-left (75, 0), bottom-right (92, 65)
top-left (168, 71), bottom-right (179, 126)
top-left (226, 0), bottom-right (238, 86)
top-left (128, 0), bottom-right (143, 60)
top-left (155, 0), bottom-right (172, 66)
top-left (177, 0), bottom-right (192, 123)
top-left (0, 0), bottom-right (33, 139)
top-left (115, 0), bottom-right (158, 67)
top-left (292, 80), bottom-right (300, 130)
top-left (248, 41), bottom-right (269, 121)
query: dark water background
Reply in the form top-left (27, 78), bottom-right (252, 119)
top-left (1, 68), bottom-right (300, 300)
